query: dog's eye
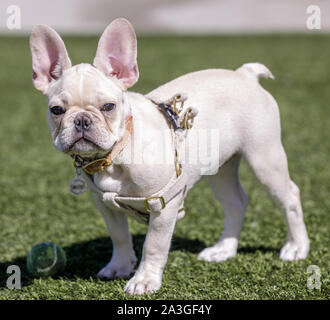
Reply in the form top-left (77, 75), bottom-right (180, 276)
top-left (101, 103), bottom-right (116, 112)
top-left (50, 106), bottom-right (65, 115)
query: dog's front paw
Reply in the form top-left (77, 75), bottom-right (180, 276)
top-left (124, 272), bottom-right (161, 295)
top-left (280, 241), bottom-right (309, 261)
top-left (98, 255), bottom-right (137, 279)
top-left (198, 244), bottom-right (237, 262)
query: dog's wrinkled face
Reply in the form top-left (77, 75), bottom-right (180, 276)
top-left (46, 64), bottom-right (125, 157)
top-left (30, 18), bottom-right (139, 158)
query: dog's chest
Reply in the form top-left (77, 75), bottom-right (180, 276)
top-left (92, 162), bottom-right (174, 198)
top-left (93, 165), bottom-right (132, 195)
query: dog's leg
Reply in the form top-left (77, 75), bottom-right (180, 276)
top-left (124, 199), bottom-right (180, 295)
top-left (93, 194), bottom-right (137, 279)
top-left (198, 154), bottom-right (249, 262)
top-left (245, 144), bottom-right (309, 260)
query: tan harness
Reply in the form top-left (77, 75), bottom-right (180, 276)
top-left (71, 94), bottom-right (198, 224)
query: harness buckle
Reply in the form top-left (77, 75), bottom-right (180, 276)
top-left (83, 158), bottom-right (112, 175)
top-left (173, 94), bottom-right (184, 115)
top-left (144, 196), bottom-right (165, 213)
top-left (183, 107), bottom-right (194, 130)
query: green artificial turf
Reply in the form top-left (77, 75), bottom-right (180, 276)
top-left (0, 34), bottom-right (329, 300)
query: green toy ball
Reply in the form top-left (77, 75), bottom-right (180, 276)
top-left (26, 242), bottom-right (67, 277)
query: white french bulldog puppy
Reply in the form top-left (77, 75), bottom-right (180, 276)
top-left (30, 18), bottom-right (309, 295)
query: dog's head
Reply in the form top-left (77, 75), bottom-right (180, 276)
top-left (29, 18), bottom-right (139, 158)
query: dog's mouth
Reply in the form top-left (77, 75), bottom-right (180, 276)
top-left (68, 136), bottom-right (100, 154)
top-left (73, 136), bottom-right (95, 145)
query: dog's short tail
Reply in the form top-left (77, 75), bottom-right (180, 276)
top-left (237, 62), bottom-right (275, 81)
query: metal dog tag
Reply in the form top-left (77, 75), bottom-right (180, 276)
top-left (69, 169), bottom-right (87, 196)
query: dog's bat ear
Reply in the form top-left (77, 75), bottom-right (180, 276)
top-left (30, 25), bottom-right (72, 93)
top-left (93, 18), bottom-right (139, 90)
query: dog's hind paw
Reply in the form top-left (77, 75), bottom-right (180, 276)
top-left (198, 244), bottom-right (237, 262)
top-left (98, 255), bottom-right (137, 279)
top-left (98, 263), bottom-right (134, 279)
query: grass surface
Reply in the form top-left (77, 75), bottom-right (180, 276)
top-left (0, 34), bottom-right (329, 300)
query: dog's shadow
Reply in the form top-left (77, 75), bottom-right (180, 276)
top-left (0, 235), bottom-right (206, 288)
top-left (0, 236), bottom-right (280, 288)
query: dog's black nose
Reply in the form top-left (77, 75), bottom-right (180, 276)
top-left (74, 114), bottom-right (92, 132)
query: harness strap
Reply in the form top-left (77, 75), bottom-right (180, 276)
top-left (75, 92), bottom-right (197, 224)
top-left (110, 170), bottom-right (187, 213)
top-left (81, 170), bottom-right (188, 224)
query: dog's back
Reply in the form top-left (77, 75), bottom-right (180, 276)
top-left (146, 64), bottom-right (280, 170)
